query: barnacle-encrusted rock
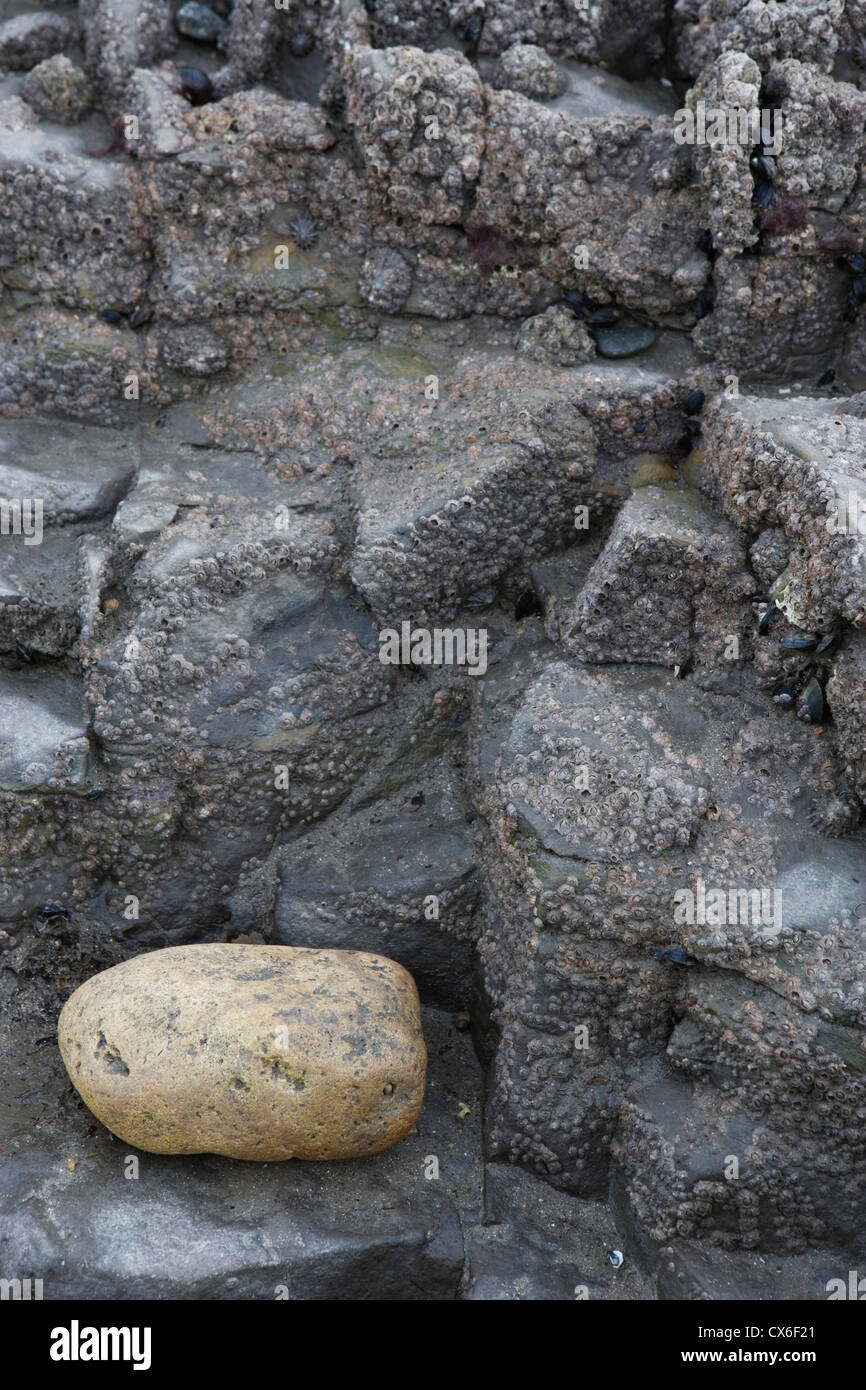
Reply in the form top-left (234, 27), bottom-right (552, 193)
top-left (0, 10), bottom-right (75, 71)
top-left (770, 59), bottom-right (866, 214)
top-left (78, 0), bottom-right (176, 111)
top-left (472, 84), bottom-right (704, 322)
top-left (75, 455), bottom-right (397, 933)
top-left (348, 357), bottom-right (596, 623)
top-left (0, 307), bottom-right (144, 428)
top-left (339, 0), bottom-right (666, 73)
top-left (131, 86), bottom-right (339, 316)
top-left (0, 106), bottom-right (150, 311)
top-left (696, 254), bottom-right (847, 379)
top-left (491, 43), bottom-right (566, 100)
top-left (357, 246), bottom-right (413, 312)
top-left (160, 324), bottom-right (230, 376)
top-left (472, 648), bottom-right (866, 1248)
top-left (345, 44), bottom-right (485, 226)
top-left (58, 945), bottom-right (427, 1159)
top-left (686, 51), bottom-right (762, 258)
top-left (677, 0), bottom-right (844, 82)
top-left (214, 0), bottom-right (280, 94)
top-left (749, 527), bottom-right (794, 590)
top-left (516, 304), bottom-right (595, 367)
top-left (562, 484), bottom-right (753, 672)
top-left (21, 55), bottom-right (95, 125)
top-left (827, 634), bottom-right (866, 803)
top-left (702, 394), bottom-right (866, 631)
top-left (4, 0), bottom-right (866, 1294)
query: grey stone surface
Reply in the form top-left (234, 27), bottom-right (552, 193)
top-left (0, 667), bottom-right (89, 791)
top-left (268, 723), bottom-right (480, 1010)
top-left (0, 526), bottom-right (85, 656)
top-left (0, 418), bottom-right (137, 523)
top-left (2, 0), bottom-right (866, 1304)
top-left (463, 1164), bottom-right (652, 1299)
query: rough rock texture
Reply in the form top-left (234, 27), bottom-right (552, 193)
top-left (0, 10), bottom-right (74, 70)
top-left (21, 55), bottom-right (95, 124)
top-left (78, 0), bottom-right (176, 111)
top-left (472, 646), bottom-right (866, 1256)
top-left (346, 45), bottom-right (485, 228)
top-left (827, 634), bottom-right (866, 803)
top-left (2, 0), bottom-right (866, 1305)
top-left (516, 304), bottom-right (595, 367)
top-left (561, 484), bottom-right (753, 675)
top-left (676, 0), bottom-right (844, 78)
top-left (0, 104), bottom-right (150, 311)
top-left (491, 43), bottom-right (566, 100)
top-left (702, 394), bottom-right (866, 631)
top-left (58, 944), bottom-right (427, 1159)
top-left (347, 360), bottom-right (596, 623)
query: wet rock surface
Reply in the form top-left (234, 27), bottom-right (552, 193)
top-left (1, 0), bottom-right (866, 1304)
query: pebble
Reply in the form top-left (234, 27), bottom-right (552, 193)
top-left (58, 945), bottom-right (427, 1160)
top-left (174, 2), bottom-right (228, 44)
top-left (594, 322), bottom-right (657, 358)
top-left (177, 65), bottom-right (214, 106)
top-left (492, 43), bottom-right (566, 100)
top-left (358, 247), bottom-right (413, 312)
top-left (21, 55), bottom-right (94, 125)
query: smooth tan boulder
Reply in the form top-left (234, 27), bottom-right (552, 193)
top-left (58, 944), bottom-right (427, 1160)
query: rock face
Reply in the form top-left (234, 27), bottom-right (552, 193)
top-left (562, 485), bottom-right (753, 673)
top-left (4, 0), bottom-right (866, 1305)
top-left (58, 945), bottom-right (427, 1160)
top-left (471, 644), bottom-right (866, 1255)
